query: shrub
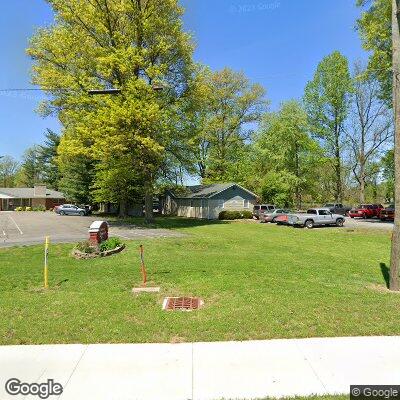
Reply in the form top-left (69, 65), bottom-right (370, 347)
top-left (241, 210), bottom-right (253, 219)
top-left (32, 205), bottom-right (46, 212)
top-left (75, 241), bottom-right (97, 254)
top-left (25, 207), bottom-right (32, 211)
top-left (99, 237), bottom-right (123, 252)
top-left (219, 210), bottom-right (253, 220)
top-left (15, 207), bottom-right (23, 212)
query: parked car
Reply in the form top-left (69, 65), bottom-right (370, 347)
top-left (287, 208), bottom-right (345, 229)
top-left (252, 204), bottom-right (276, 219)
top-left (260, 208), bottom-right (292, 223)
top-left (348, 204), bottom-right (384, 219)
top-left (380, 204), bottom-right (395, 221)
top-left (323, 203), bottom-right (352, 216)
top-left (79, 205), bottom-right (93, 215)
top-left (55, 204), bottom-right (88, 216)
top-left (274, 213), bottom-right (291, 225)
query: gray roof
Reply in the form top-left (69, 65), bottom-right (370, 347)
top-left (169, 183), bottom-right (257, 199)
top-left (0, 188), bottom-right (65, 199)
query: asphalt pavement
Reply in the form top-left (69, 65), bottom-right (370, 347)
top-left (0, 212), bottom-right (183, 247)
top-left (344, 216), bottom-right (393, 231)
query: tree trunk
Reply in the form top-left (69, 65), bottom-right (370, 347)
top-left (119, 199), bottom-right (128, 217)
top-left (144, 178), bottom-right (154, 224)
top-left (334, 131), bottom-right (342, 203)
top-left (294, 144), bottom-right (302, 209)
top-left (390, 0), bottom-right (400, 291)
top-left (359, 162), bottom-right (366, 204)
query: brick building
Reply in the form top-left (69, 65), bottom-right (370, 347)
top-left (0, 185), bottom-right (65, 211)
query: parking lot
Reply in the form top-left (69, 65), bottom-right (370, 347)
top-left (344, 217), bottom-right (393, 231)
top-left (0, 212), bottom-right (184, 248)
top-left (0, 212), bottom-right (394, 248)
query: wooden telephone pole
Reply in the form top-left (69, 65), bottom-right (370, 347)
top-left (390, 0), bottom-right (400, 291)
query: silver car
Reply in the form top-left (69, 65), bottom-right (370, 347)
top-left (56, 204), bottom-right (87, 216)
top-left (260, 208), bottom-right (292, 223)
top-left (287, 208), bottom-right (345, 229)
top-left (253, 204), bottom-right (276, 219)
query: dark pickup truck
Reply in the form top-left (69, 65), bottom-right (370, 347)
top-left (323, 203), bottom-right (352, 216)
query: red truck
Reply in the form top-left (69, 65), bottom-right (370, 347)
top-left (348, 204), bottom-right (384, 219)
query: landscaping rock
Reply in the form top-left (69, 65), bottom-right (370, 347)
top-left (72, 244), bottom-right (125, 260)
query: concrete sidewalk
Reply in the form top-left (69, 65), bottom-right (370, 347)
top-left (0, 336), bottom-right (399, 400)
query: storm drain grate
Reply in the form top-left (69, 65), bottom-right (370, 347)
top-left (162, 297), bottom-right (204, 311)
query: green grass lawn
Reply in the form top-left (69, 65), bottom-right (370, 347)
top-left (258, 396), bottom-right (348, 400)
top-left (0, 218), bottom-right (398, 345)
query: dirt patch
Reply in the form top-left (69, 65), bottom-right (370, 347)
top-left (169, 335), bottom-right (187, 343)
top-left (366, 283), bottom-right (400, 294)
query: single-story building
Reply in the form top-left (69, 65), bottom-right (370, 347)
top-left (162, 183), bottom-right (258, 219)
top-left (0, 185), bottom-right (65, 211)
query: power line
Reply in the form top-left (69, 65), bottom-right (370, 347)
top-left (0, 88), bottom-right (69, 92)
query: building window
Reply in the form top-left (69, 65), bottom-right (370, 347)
top-left (244, 199), bottom-right (249, 208)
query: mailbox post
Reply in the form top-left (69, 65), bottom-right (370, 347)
top-left (88, 221), bottom-right (109, 245)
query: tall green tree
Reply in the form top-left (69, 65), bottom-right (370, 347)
top-left (192, 67), bottom-right (267, 182)
top-left (304, 51), bottom-right (353, 202)
top-left (347, 62), bottom-right (393, 203)
top-left (357, 0), bottom-right (392, 102)
top-left (28, 0), bottom-right (195, 222)
top-left (19, 146), bottom-right (42, 187)
top-left (254, 100), bottom-right (323, 207)
top-left (58, 151), bottom-right (95, 205)
top-left (0, 156), bottom-right (19, 187)
top-left (37, 129), bottom-right (61, 190)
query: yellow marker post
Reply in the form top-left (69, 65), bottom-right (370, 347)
top-left (44, 236), bottom-right (49, 289)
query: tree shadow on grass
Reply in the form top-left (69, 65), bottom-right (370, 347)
top-left (380, 262), bottom-right (390, 289)
top-left (106, 216), bottom-right (229, 230)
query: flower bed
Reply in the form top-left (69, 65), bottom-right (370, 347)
top-left (72, 237), bottom-right (125, 259)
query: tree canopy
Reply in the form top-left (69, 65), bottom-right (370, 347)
top-left (304, 51), bottom-right (353, 202)
top-left (28, 0), bottom-right (195, 216)
top-left (357, 0), bottom-right (392, 103)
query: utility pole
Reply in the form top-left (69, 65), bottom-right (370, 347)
top-left (390, 0), bottom-right (400, 291)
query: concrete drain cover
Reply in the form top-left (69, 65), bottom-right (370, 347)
top-left (162, 297), bottom-right (204, 311)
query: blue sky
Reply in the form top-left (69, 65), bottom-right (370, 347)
top-left (0, 0), bottom-right (366, 160)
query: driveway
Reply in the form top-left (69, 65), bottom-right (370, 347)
top-left (0, 212), bottom-right (183, 248)
top-left (344, 216), bottom-right (394, 231)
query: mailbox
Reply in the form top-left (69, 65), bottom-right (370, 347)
top-left (88, 221), bottom-right (109, 245)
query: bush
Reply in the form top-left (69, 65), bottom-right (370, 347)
top-left (219, 210), bottom-right (253, 220)
top-left (75, 241), bottom-right (97, 254)
top-left (25, 207), bottom-right (32, 211)
top-left (99, 237), bottom-right (123, 252)
top-left (32, 205), bottom-right (46, 212)
top-left (15, 207), bottom-right (23, 212)
top-left (241, 210), bottom-right (253, 219)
